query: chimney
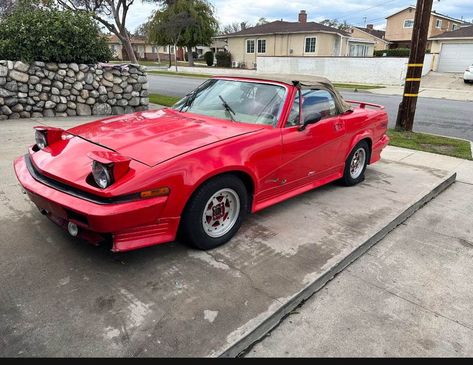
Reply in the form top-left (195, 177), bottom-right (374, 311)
top-left (366, 24), bottom-right (374, 30)
top-left (241, 22), bottom-right (246, 30)
top-left (298, 10), bottom-right (307, 23)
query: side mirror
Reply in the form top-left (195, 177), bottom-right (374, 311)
top-left (298, 112), bottom-right (322, 131)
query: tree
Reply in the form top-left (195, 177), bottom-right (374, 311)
top-left (56, 0), bottom-right (143, 64)
top-left (147, 0), bottom-right (218, 67)
top-left (320, 18), bottom-right (350, 31)
top-left (256, 17), bottom-right (268, 26)
top-left (0, 5), bottom-right (112, 63)
top-left (221, 21), bottom-right (251, 35)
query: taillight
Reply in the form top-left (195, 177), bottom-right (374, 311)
top-left (33, 126), bottom-right (64, 150)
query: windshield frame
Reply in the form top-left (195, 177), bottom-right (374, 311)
top-left (172, 77), bottom-right (290, 128)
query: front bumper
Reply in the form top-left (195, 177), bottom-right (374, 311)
top-left (14, 156), bottom-right (180, 252)
top-left (464, 70), bottom-right (473, 81)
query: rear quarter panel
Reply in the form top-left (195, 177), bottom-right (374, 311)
top-left (343, 107), bottom-right (388, 161)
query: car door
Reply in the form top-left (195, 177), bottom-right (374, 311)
top-left (279, 88), bottom-right (346, 190)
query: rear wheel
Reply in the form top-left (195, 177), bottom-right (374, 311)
top-left (341, 141), bottom-right (370, 186)
top-left (181, 175), bottom-right (248, 250)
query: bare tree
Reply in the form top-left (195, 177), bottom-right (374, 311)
top-left (56, 0), bottom-right (139, 63)
top-left (221, 21), bottom-right (251, 35)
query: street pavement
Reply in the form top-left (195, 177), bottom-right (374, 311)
top-left (0, 115), bottom-right (463, 357)
top-left (147, 74), bottom-right (473, 142)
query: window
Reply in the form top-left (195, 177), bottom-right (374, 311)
top-left (172, 79), bottom-right (286, 126)
top-left (246, 39), bottom-right (255, 53)
top-left (152, 46), bottom-right (157, 53)
top-left (110, 45), bottom-right (117, 53)
top-left (349, 44), bottom-right (370, 57)
top-left (286, 89), bottom-right (338, 127)
top-left (435, 19), bottom-right (442, 28)
top-left (170, 45), bottom-right (175, 53)
top-left (404, 19), bottom-right (414, 28)
top-left (257, 39), bottom-right (266, 53)
top-left (163, 46), bottom-right (168, 52)
top-left (452, 24), bottom-right (459, 31)
top-left (305, 37), bottom-right (316, 53)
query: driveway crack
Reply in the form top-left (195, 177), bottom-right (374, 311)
top-left (205, 251), bottom-right (283, 305)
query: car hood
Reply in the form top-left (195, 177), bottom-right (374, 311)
top-left (67, 109), bottom-right (264, 166)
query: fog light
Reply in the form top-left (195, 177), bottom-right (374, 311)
top-left (67, 222), bottom-right (79, 237)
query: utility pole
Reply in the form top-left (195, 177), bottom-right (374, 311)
top-left (395, 0), bottom-right (434, 131)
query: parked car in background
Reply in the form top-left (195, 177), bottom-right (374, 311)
top-left (464, 64), bottom-right (473, 83)
top-left (14, 75), bottom-right (389, 252)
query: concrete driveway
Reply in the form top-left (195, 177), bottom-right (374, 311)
top-left (421, 72), bottom-right (471, 91)
top-left (0, 116), bottom-right (456, 357)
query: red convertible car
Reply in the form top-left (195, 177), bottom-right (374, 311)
top-left (14, 75), bottom-right (389, 252)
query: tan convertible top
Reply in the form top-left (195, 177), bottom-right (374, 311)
top-left (214, 73), bottom-right (352, 113)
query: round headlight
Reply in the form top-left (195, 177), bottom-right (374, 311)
top-left (92, 161), bottom-right (112, 189)
top-left (35, 130), bottom-right (48, 149)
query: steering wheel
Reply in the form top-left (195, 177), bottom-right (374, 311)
top-left (257, 112), bottom-right (277, 125)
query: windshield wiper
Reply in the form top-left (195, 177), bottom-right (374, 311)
top-left (219, 95), bottom-right (237, 122)
top-left (179, 91), bottom-right (197, 112)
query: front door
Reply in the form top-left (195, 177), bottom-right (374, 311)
top-left (279, 89), bottom-right (346, 190)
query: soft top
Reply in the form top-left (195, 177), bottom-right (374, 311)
top-left (214, 74), bottom-right (352, 113)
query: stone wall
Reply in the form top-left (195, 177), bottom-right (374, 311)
top-left (0, 61), bottom-right (149, 120)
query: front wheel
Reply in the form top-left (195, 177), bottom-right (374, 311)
top-left (341, 141), bottom-right (370, 186)
top-left (181, 175), bottom-right (248, 250)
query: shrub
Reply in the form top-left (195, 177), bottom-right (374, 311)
top-left (374, 48), bottom-right (411, 57)
top-left (0, 7), bottom-right (112, 63)
top-left (215, 51), bottom-right (231, 67)
top-left (184, 51), bottom-right (199, 62)
top-left (204, 51), bottom-right (214, 66)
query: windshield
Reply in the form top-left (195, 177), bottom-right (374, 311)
top-left (172, 79), bottom-right (286, 126)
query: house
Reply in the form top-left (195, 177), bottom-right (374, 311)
top-left (106, 35), bottom-right (185, 62)
top-left (349, 25), bottom-right (389, 51)
top-left (195, 39), bottom-right (227, 58)
top-left (214, 10), bottom-right (374, 69)
top-left (385, 6), bottom-right (463, 49)
top-left (429, 25), bottom-right (473, 72)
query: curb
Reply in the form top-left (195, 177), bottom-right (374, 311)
top-left (218, 172), bottom-right (457, 358)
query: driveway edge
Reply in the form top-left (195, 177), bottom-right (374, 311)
top-left (218, 172), bottom-right (457, 358)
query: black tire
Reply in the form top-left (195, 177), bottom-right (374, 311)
top-left (341, 140), bottom-right (370, 186)
top-left (181, 174), bottom-right (248, 250)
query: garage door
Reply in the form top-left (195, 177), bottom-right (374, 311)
top-left (438, 43), bottom-right (473, 72)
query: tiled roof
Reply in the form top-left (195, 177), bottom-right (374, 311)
top-left (430, 25), bottom-right (473, 39)
top-left (218, 20), bottom-right (349, 37)
top-left (355, 27), bottom-right (386, 40)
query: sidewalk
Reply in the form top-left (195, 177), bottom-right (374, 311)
top-left (248, 148), bottom-right (473, 357)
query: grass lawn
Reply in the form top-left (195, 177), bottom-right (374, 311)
top-left (149, 93), bottom-right (181, 107)
top-left (388, 129), bottom-right (472, 160)
top-left (333, 83), bottom-right (384, 90)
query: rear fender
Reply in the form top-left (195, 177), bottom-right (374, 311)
top-left (346, 131), bottom-right (373, 162)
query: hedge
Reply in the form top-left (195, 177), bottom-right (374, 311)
top-left (0, 7), bottom-right (112, 63)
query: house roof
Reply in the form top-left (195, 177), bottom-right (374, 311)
top-left (386, 6), bottom-right (463, 23)
top-left (106, 34), bottom-right (147, 44)
top-left (355, 27), bottom-right (386, 41)
top-left (215, 20), bottom-right (350, 38)
top-left (430, 25), bottom-right (473, 39)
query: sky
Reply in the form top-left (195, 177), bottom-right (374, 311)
top-left (127, 0), bottom-right (473, 32)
